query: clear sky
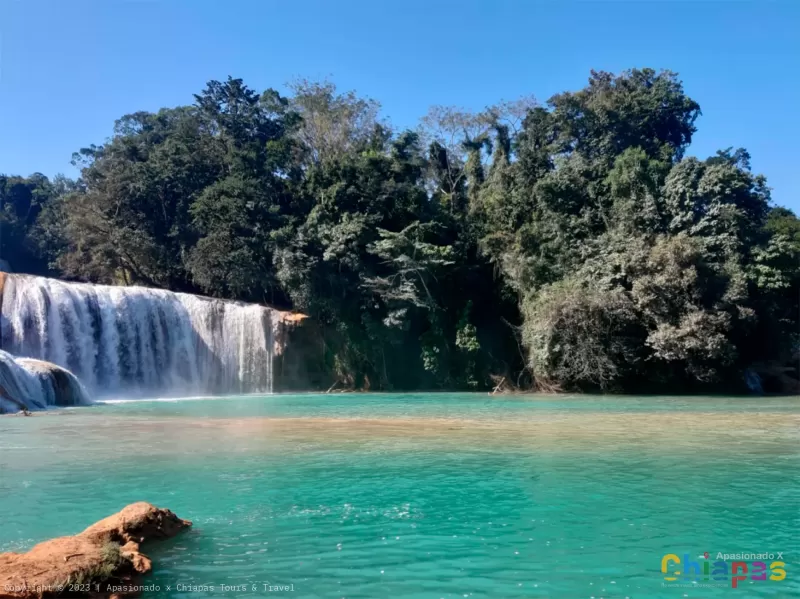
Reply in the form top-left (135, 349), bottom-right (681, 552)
top-left (1, 0), bottom-right (798, 211)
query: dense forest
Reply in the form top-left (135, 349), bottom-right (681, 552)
top-left (2, 69), bottom-right (798, 393)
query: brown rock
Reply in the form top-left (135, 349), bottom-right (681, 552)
top-left (0, 503), bottom-right (191, 599)
top-left (128, 552), bottom-right (152, 575)
top-left (119, 541), bottom-right (139, 554)
top-left (81, 502), bottom-right (191, 544)
top-left (0, 271), bottom-right (6, 312)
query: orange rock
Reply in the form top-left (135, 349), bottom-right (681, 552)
top-left (0, 503), bottom-right (191, 599)
top-left (128, 552), bottom-right (152, 575)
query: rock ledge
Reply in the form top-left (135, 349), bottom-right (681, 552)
top-left (0, 503), bottom-right (191, 598)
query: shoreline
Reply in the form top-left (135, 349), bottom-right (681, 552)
top-left (3, 389), bottom-right (798, 418)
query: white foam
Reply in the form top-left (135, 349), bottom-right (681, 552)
top-left (0, 349), bottom-right (89, 411)
top-left (1, 275), bottom-right (280, 398)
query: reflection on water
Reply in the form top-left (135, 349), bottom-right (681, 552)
top-left (1, 394), bottom-right (798, 598)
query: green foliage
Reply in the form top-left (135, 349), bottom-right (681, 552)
top-left (476, 68), bottom-right (796, 392)
top-left (455, 302), bottom-right (480, 354)
top-left (765, 206), bottom-right (800, 247)
top-left (454, 302), bottom-right (481, 388)
top-left (522, 280), bottom-right (642, 389)
top-left (66, 541), bottom-right (122, 586)
top-left (289, 78), bottom-right (383, 165)
top-left (2, 68), bottom-right (796, 393)
top-left (0, 173), bottom-right (73, 275)
top-left (548, 68), bottom-right (700, 163)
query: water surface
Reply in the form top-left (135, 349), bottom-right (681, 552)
top-left (1, 393), bottom-right (798, 598)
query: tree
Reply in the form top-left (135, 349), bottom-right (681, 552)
top-left (5, 68), bottom-right (795, 393)
top-left (55, 107), bottom-right (223, 288)
top-left (289, 79), bottom-right (383, 166)
top-left (0, 173), bottom-right (75, 275)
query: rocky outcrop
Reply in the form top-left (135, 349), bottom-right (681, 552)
top-left (0, 503), bottom-right (191, 598)
top-left (15, 359), bottom-right (88, 407)
top-left (0, 351), bottom-right (89, 413)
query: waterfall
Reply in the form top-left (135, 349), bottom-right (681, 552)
top-left (0, 349), bottom-right (89, 412)
top-left (0, 274), bottom-right (282, 398)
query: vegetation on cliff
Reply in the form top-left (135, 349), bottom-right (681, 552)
top-left (1, 69), bottom-right (798, 392)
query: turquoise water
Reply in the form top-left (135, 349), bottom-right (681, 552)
top-left (1, 393), bottom-right (798, 598)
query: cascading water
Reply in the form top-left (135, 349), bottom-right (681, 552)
top-left (0, 349), bottom-right (89, 412)
top-left (0, 274), bottom-right (283, 398)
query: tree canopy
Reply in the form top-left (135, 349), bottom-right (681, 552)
top-left (2, 70), bottom-right (797, 393)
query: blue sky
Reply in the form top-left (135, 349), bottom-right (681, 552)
top-left (1, 0), bottom-right (798, 211)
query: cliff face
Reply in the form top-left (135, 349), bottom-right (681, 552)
top-left (0, 503), bottom-right (191, 598)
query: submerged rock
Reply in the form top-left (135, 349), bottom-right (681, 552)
top-left (0, 350), bottom-right (90, 413)
top-left (744, 368), bottom-right (764, 394)
top-left (0, 502), bottom-right (191, 598)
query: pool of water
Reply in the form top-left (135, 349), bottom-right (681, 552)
top-left (1, 393), bottom-right (798, 598)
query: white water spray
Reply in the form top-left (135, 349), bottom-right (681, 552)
top-left (0, 349), bottom-right (89, 412)
top-left (0, 275), bottom-right (282, 398)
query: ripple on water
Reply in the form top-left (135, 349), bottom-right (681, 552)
top-left (1, 393), bottom-right (798, 598)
